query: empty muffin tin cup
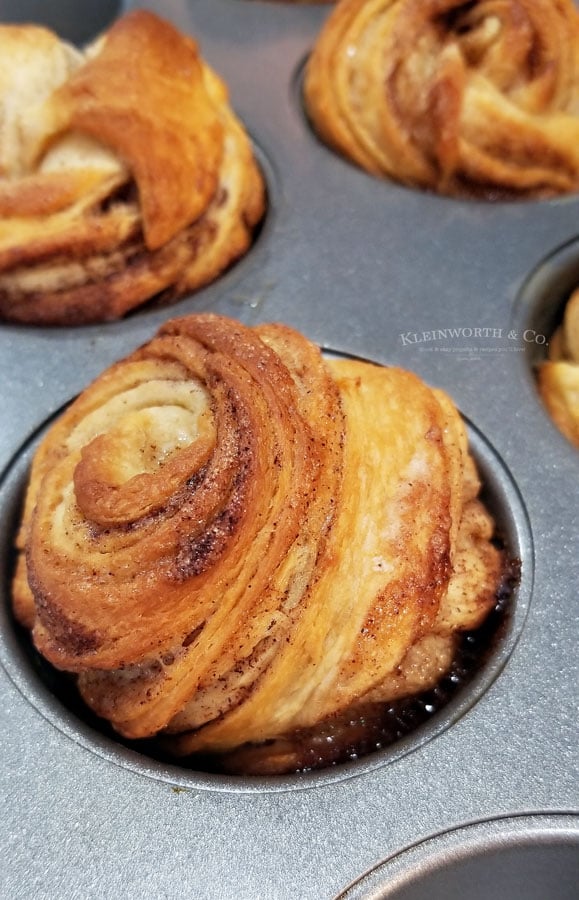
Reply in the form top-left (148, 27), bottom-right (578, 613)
top-left (337, 814), bottom-right (579, 900)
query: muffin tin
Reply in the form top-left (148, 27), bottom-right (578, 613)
top-left (1, 2), bottom-right (578, 898)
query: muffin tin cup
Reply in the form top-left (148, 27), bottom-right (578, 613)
top-left (0, 373), bottom-right (533, 795)
top-left (1, 1), bottom-right (578, 898)
top-left (337, 814), bottom-right (579, 900)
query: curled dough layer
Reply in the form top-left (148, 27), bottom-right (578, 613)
top-left (304, 0), bottom-right (579, 198)
top-left (0, 11), bottom-right (264, 324)
top-left (13, 314), bottom-right (502, 758)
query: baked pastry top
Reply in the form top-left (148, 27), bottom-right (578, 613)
top-left (13, 313), bottom-right (504, 773)
top-left (0, 11), bottom-right (265, 325)
top-left (538, 289), bottom-right (579, 449)
top-left (304, 0), bottom-right (579, 199)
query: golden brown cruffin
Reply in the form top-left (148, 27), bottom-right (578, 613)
top-left (538, 289), bottom-right (579, 449)
top-left (304, 0), bottom-right (579, 199)
top-left (13, 313), bottom-right (503, 771)
top-left (0, 11), bottom-right (265, 325)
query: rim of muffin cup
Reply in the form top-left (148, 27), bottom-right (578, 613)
top-left (335, 813), bottom-right (579, 900)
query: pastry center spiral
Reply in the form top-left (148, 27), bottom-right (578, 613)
top-left (70, 376), bottom-right (215, 526)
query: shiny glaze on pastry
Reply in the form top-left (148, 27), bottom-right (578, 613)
top-left (13, 313), bottom-right (503, 771)
top-left (0, 11), bottom-right (265, 324)
top-left (304, 0), bottom-right (579, 199)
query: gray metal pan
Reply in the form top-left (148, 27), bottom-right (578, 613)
top-left (1, 2), bottom-right (577, 898)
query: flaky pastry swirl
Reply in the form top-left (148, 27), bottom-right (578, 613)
top-left (304, 0), bottom-right (579, 198)
top-left (13, 313), bottom-right (502, 765)
top-left (0, 11), bottom-right (264, 324)
top-left (538, 289), bottom-right (579, 448)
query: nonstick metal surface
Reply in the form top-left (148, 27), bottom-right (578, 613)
top-left (1, 2), bottom-right (578, 898)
